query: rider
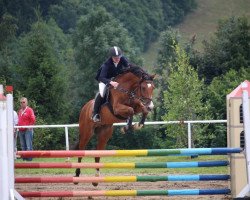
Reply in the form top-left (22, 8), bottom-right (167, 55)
top-left (92, 46), bottom-right (130, 122)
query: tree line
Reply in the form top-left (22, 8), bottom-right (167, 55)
top-left (1, 1), bottom-right (250, 150)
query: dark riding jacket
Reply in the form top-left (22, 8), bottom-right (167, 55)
top-left (95, 56), bottom-right (129, 85)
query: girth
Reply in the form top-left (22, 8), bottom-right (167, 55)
top-left (102, 102), bottom-right (127, 120)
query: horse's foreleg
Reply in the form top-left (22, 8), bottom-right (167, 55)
top-left (121, 116), bottom-right (133, 134)
top-left (113, 103), bottom-right (134, 118)
top-left (139, 113), bottom-right (147, 126)
top-left (113, 104), bottom-right (134, 134)
top-left (134, 113), bottom-right (148, 131)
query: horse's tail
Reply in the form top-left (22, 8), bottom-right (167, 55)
top-left (75, 100), bottom-right (95, 151)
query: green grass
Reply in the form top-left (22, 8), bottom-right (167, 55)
top-left (176, 0), bottom-right (250, 51)
top-left (142, 0), bottom-right (250, 67)
top-left (15, 155), bottom-right (229, 175)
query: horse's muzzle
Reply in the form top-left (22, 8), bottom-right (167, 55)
top-left (147, 101), bottom-right (154, 111)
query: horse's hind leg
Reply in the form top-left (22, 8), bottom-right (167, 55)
top-left (74, 124), bottom-right (94, 183)
top-left (74, 141), bottom-right (82, 179)
top-left (92, 125), bottom-right (113, 187)
top-left (73, 141), bottom-right (81, 179)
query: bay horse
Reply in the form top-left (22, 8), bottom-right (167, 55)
top-left (74, 65), bottom-right (155, 186)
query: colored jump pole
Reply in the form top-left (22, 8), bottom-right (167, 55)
top-left (20, 188), bottom-right (231, 197)
top-left (15, 160), bottom-right (229, 169)
top-left (15, 175), bottom-right (230, 183)
top-left (17, 148), bottom-right (242, 158)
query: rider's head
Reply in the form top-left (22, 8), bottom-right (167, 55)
top-left (109, 46), bottom-right (122, 64)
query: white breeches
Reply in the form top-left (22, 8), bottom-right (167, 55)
top-left (99, 82), bottom-right (106, 98)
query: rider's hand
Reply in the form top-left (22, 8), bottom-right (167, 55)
top-left (110, 81), bottom-right (119, 89)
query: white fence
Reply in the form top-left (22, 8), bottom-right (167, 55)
top-left (16, 119), bottom-right (227, 150)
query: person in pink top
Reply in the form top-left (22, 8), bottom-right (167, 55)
top-left (18, 97), bottom-right (36, 161)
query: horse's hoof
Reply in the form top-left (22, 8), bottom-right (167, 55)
top-left (92, 172), bottom-right (99, 187)
top-left (92, 182), bottom-right (98, 187)
top-left (120, 127), bottom-right (126, 134)
top-left (73, 175), bottom-right (79, 185)
top-left (120, 127), bottom-right (125, 134)
top-left (134, 123), bottom-right (143, 130)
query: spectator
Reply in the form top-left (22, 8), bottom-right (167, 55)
top-left (13, 110), bottom-right (18, 159)
top-left (18, 97), bottom-right (36, 161)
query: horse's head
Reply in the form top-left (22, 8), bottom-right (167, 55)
top-left (123, 65), bottom-right (155, 110)
top-left (115, 65), bottom-right (155, 111)
top-left (135, 73), bottom-right (155, 111)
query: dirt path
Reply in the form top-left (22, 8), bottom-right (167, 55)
top-left (15, 174), bottom-right (231, 200)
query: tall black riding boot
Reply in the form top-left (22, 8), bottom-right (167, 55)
top-left (92, 93), bottom-right (103, 122)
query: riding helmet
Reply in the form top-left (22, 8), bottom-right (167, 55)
top-left (109, 46), bottom-right (122, 57)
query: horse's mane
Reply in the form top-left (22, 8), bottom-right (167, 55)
top-left (121, 64), bottom-right (153, 81)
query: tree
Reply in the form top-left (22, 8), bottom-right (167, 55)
top-left (1, 0), bottom-right (60, 34)
top-left (0, 13), bottom-right (17, 84)
top-left (190, 16), bottom-right (250, 147)
top-left (49, 0), bottom-right (196, 51)
top-left (49, 0), bottom-right (92, 33)
top-left (14, 19), bottom-right (70, 123)
top-left (154, 28), bottom-right (180, 121)
top-left (101, 0), bottom-right (163, 51)
top-left (73, 6), bottom-right (140, 111)
top-left (162, 44), bottom-right (210, 148)
top-left (199, 16), bottom-right (250, 84)
top-left (161, 0), bottom-right (197, 26)
top-left (205, 68), bottom-right (250, 147)
top-left (0, 13), bottom-right (17, 50)
top-left (208, 68), bottom-right (250, 120)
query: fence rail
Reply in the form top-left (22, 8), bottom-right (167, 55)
top-left (15, 120), bottom-right (227, 150)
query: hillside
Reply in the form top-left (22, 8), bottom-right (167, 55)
top-left (143, 0), bottom-right (250, 69)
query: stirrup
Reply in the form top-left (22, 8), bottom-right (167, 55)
top-left (92, 114), bottom-right (101, 122)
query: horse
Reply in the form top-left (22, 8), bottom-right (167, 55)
top-left (74, 65), bottom-right (155, 186)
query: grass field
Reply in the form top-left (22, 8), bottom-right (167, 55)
top-left (142, 0), bottom-right (250, 68)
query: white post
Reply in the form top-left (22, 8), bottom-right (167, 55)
top-left (65, 126), bottom-right (69, 151)
top-left (242, 82), bottom-right (250, 197)
top-left (188, 122), bottom-right (192, 148)
top-left (0, 85), bottom-right (9, 200)
top-left (65, 126), bottom-right (70, 161)
top-left (7, 94), bottom-right (14, 192)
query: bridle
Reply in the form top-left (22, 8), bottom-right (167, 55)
top-left (114, 78), bottom-right (153, 106)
